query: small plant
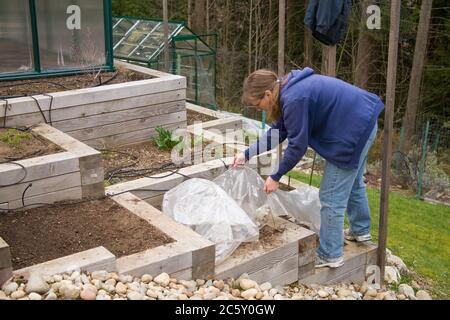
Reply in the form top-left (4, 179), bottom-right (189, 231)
top-left (152, 126), bottom-right (182, 151)
top-left (1, 129), bottom-right (31, 149)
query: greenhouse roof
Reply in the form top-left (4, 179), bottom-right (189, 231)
top-left (112, 16), bottom-right (214, 64)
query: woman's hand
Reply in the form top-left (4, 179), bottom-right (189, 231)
top-left (232, 153), bottom-right (246, 168)
top-left (264, 177), bottom-right (279, 194)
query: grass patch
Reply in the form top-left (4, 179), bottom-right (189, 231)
top-left (287, 170), bottom-right (450, 299)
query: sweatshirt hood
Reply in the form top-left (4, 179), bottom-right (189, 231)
top-left (282, 68), bottom-right (315, 93)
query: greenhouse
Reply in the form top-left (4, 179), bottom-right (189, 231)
top-left (0, 0), bottom-right (114, 80)
top-left (112, 16), bottom-right (217, 109)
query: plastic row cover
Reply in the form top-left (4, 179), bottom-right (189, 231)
top-left (162, 178), bottom-right (259, 264)
top-left (162, 166), bottom-right (321, 264)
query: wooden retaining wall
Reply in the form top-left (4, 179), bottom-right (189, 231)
top-left (0, 61), bottom-right (187, 148)
top-left (0, 124), bottom-right (104, 210)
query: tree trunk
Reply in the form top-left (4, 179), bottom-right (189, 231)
top-left (187, 0), bottom-right (192, 28)
top-left (304, 0), bottom-right (313, 67)
top-left (192, 0), bottom-right (206, 34)
top-left (355, 0), bottom-right (373, 89)
top-left (402, 0), bottom-right (433, 151)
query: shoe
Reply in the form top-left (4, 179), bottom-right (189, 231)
top-left (315, 256), bottom-right (344, 269)
top-left (344, 229), bottom-right (372, 242)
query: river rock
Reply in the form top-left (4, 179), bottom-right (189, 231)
top-left (154, 273), bottom-right (170, 287)
top-left (26, 274), bottom-right (50, 294)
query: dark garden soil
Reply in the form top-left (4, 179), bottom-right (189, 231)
top-left (187, 110), bottom-right (217, 125)
top-left (0, 128), bottom-right (63, 163)
top-left (0, 198), bottom-right (174, 270)
top-left (101, 137), bottom-right (220, 185)
top-left (0, 68), bottom-right (152, 97)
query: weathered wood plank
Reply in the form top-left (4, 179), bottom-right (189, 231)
top-left (0, 152), bottom-right (79, 185)
top-left (0, 237), bottom-right (11, 269)
top-left (7, 186), bottom-right (83, 210)
top-left (115, 242), bottom-right (192, 277)
top-left (66, 110), bottom-right (186, 141)
top-left (0, 76), bottom-right (186, 118)
top-left (268, 268), bottom-right (299, 287)
top-left (0, 172), bottom-right (81, 203)
top-left (13, 246), bottom-right (116, 279)
top-left (186, 103), bottom-right (227, 119)
top-left (31, 124), bottom-right (99, 157)
top-left (82, 122), bottom-right (186, 148)
top-left (246, 256), bottom-right (298, 285)
top-left (0, 267), bottom-right (13, 286)
top-left (106, 157), bottom-right (233, 198)
top-left (57, 101), bottom-right (185, 133)
top-left (2, 90), bottom-right (186, 128)
top-left (188, 116), bottom-right (243, 133)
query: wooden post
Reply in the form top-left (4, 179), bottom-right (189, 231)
top-left (277, 0), bottom-right (286, 164)
top-left (321, 45), bottom-right (336, 77)
top-left (378, 0), bottom-right (401, 283)
top-left (163, 0), bottom-right (170, 73)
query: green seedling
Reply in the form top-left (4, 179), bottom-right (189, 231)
top-left (1, 129), bottom-right (31, 149)
top-left (152, 126), bottom-right (182, 151)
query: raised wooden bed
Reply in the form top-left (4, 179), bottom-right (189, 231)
top-left (1, 194), bottom-right (214, 285)
top-left (0, 61), bottom-right (187, 148)
top-left (0, 123), bottom-right (104, 210)
top-left (106, 158), bottom-right (318, 286)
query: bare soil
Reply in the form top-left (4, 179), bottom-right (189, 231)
top-left (187, 110), bottom-right (217, 125)
top-left (0, 198), bottom-right (174, 270)
top-left (0, 68), bottom-right (151, 97)
top-left (101, 137), bottom-right (218, 185)
top-left (230, 225), bottom-right (287, 260)
top-left (0, 128), bottom-right (63, 163)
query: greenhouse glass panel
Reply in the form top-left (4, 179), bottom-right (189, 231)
top-left (35, 0), bottom-right (106, 70)
top-left (0, 0), bottom-right (34, 73)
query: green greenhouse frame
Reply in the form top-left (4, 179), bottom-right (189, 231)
top-left (112, 16), bottom-right (217, 109)
top-left (0, 0), bottom-right (114, 81)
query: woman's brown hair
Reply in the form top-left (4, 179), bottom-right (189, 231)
top-left (242, 69), bottom-right (283, 122)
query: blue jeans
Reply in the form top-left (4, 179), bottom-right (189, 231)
top-left (317, 124), bottom-right (378, 260)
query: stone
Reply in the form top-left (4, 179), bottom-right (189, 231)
top-left (231, 289), bottom-right (241, 298)
top-left (366, 289), bottom-right (378, 298)
top-left (141, 274), bottom-right (153, 284)
top-left (318, 290), bottom-right (329, 298)
top-left (256, 292), bottom-right (264, 300)
top-left (384, 292), bottom-right (397, 300)
top-left (28, 293), bottom-right (42, 300)
top-left (388, 255), bottom-right (409, 275)
top-left (0, 290), bottom-right (7, 300)
top-left (115, 282), bottom-right (127, 295)
top-left (398, 284), bottom-right (415, 299)
top-left (45, 290), bottom-right (58, 300)
top-left (11, 290), bottom-right (26, 299)
top-left (26, 274), bottom-right (50, 294)
top-left (385, 266), bottom-right (400, 285)
top-left (91, 271), bottom-right (109, 281)
top-left (213, 280), bottom-right (225, 290)
top-left (337, 289), bottom-right (353, 299)
top-left (2, 282), bottom-right (18, 295)
top-left (239, 278), bottom-right (257, 291)
top-left (105, 279), bottom-right (116, 287)
top-left (359, 282), bottom-right (368, 294)
top-left (119, 275), bottom-right (133, 284)
top-left (292, 294), bottom-right (304, 300)
top-left (146, 289), bottom-right (159, 299)
top-left (269, 288), bottom-right (278, 297)
top-left (331, 295), bottom-right (339, 300)
top-left (96, 293), bottom-right (111, 300)
top-left (397, 294), bottom-right (406, 300)
top-left (260, 282), bottom-right (272, 292)
top-left (180, 280), bottom-right (197, 290)
top-left (196, 279), bottom-right (205, 286)
top-left (61, 284), bottom-right (80, 300)
top-left (241, 288), bottom-right (258, 300)
top-left (416, 290), bottom-right (432, 300)
top-left (80, 284), bottom-right (98, 301)
top-left (127, 291), bottom-right (144, 300)
top-left (178, 294), bottom-right (188, 300)
top-left (52, 275), bottom-right (63, 283)
top-left (154, 273), bottom-right (170, 287)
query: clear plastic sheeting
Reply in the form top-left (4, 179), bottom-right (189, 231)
top-left (162, 178), bottom-right (259, 264)
top-left (275, 184), bottom-right (321, 233)
top-left (214, 166), bottom-right (321, 233)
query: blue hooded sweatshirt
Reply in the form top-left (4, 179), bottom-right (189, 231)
top-left (245, 68), bottom-right (385, 181)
